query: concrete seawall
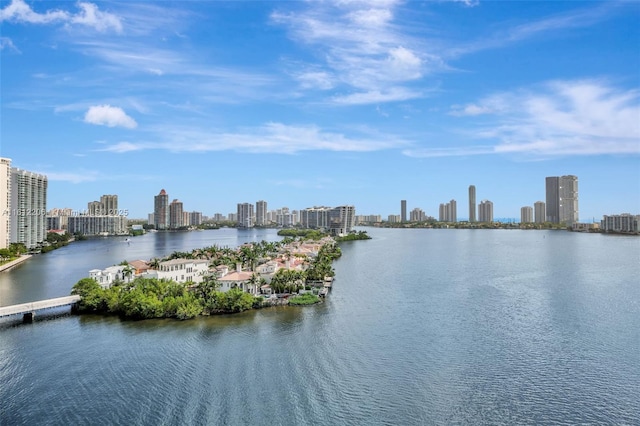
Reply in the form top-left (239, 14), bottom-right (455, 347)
top-left (0, 255), bottom-right (32, 273)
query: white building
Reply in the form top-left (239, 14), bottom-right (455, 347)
top-left (147, 258), bottom-right (210, 283)
top-left (89, 265), bottom-right (133, 288)
top-left (601, 214), bottom-right (639, 234)
top-left (67, 215), bottom-right (128, 236)
top-left (10, 166), bottom-right (48, 249)
top-left (0, 158), bottom-right (10, 249)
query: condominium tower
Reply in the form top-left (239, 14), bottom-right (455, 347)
top-left (401, 200), bottom-right (407, 223)
top-left (10, 166), bottom-right (48, 249)
top-left (478, 200), bottom-right (493, 223)
top-left (237, 203), bottom-right (254, 228)
top-left (534, 201), bottom-right (546, 224)
top-left (0, 158), bottom-right (11, 249)
top-left (256, 200), bottom-right (267, 226)
top-left (154, 189), bottom-right (170, 230)
top-left (546, 175), bottom-right (579, 225)
top-left (521, 206), bottom-right (533, 223)
top-left (469, 185), bottom-right (476, 222)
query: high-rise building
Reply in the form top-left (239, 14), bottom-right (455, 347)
top-left (10, 166), bottom-right (48, 249)
top-left (401, 200), bottom-right (407, 223)
top-left (154, 189), bottom-right (169, 230)
top-left (521, 206), bottom-right (533, 223)
top-left (237, 203), bottom-right (254, 228)
top-left (478, 200), bottom-right (493, 222)
top-left (545, 177), bottom-right (560, 223)
top-left (67, 215), bottom-right (127, 236)
top-left (0, 158), bottom-right (11, 249)
top-left (87, 201), bottom-right (102, 215)
top-left (410, 208), bottom-right (426, 222)
top-left (534, 201), bottom-right (546, 224)
top-left (189, 211), bottom-right (202, 226)
top-left (546, 175), bottom-right (579, 225)
top-left (559, 175), bottom-right (579, 225)
top-left (100, 194), bottom-right (118, 214)
top-left (256, 200), bottom-right (267, 226)
top-left (300, 206), bottom-right (331, 229)
top-left (438, 200), bottom-right (457, 222)
top-left (169, 199), bottom-right (184, 229)
top-left (329, 205), bottom-right (355, 236)
top-left (469, 185), bottom-right (476, 222)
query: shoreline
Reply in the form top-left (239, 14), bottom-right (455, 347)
top-left (0, 255), bottom-right (32, 273)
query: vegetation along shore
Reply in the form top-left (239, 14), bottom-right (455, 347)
top-left (71, 233), bottom-right (366, 320)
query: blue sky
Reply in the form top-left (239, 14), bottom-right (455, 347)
top-left (1, 0), bottom-right (639, 221)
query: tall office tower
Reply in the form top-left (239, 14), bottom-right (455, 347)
top-left (546, 175), bottom-right (579, 225)
top-left (469, 185), bottom-right (476, 222)
top-left (534, 201), bottom-right (546, 224)
top-left (0, 158), bottom-right (11, 249)
top-left (401, 200), bottom-right (407, 223)
top-left (154, 189), bottom-right (170, 230)
top-left (478, 200), bottom-right (494, 222)
top-left (329, 205), bottom-right (356, 236)
top-left (545, 177), bottom-right (560, 223)
top-left (169, 199), bottom-right (184, 229)
top-left (559, 175), bottom-right (579, 225)
top-left (256, 200), bottom-right (267, 226)
top-left (521, 206), bottom-right (533, 223)
top-left (237, 203), bottom-right (254, 228)
top-left (87, 201), bottom-right (102, 215)
top-left (10, 167), bottom-right (48, 249)
top-left (100, 194), bottom-right (118, 215)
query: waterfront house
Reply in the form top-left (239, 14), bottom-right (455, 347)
top-left (89, 265), bottom-right (133, 288)
top-left (144, 258), bottom-right (210, 284)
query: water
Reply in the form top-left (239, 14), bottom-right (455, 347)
top-left (1, 228), bottom-right (639, 425)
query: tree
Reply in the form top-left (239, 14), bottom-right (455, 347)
top-left (71, 278), bottom-right (105, 312)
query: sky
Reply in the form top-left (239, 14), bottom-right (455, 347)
top-left (1, 0), bottom-right (639, 221)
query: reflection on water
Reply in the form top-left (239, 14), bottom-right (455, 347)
top-left (1, 228), bottom-right (639, 425)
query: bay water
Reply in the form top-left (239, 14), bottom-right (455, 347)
top-left (1, 228), bottom-right (638, 425)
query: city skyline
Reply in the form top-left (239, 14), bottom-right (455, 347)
top-left (2, 1), bottom-right (639, 220)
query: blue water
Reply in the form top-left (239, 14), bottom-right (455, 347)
top-left (1, 228), bottom-right (639, 425)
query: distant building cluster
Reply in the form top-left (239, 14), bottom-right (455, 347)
top-left (151, 189), bottom-right (202, 230)
top-left (47, 194), bottom-right (129, 236)
top-left (419, 176), bottom-right (578, 225)
top-left (0, 157), bottom-right (48, 249)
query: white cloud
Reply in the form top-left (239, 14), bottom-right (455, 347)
top-left (0, 37), bottom-right (20, 53)
top-left (99, 142), bottom-right (144, 153)
top-left (97, 122), bottom-right (407, 154)
top-left (332, 87), bottom-right (422, 105)
top-left (442, 80), bottom-right (640, 157)
top-left (69, 2), bottom-right (123, 33)
top-left (84, 105), bottom-right (137, 129)
top-left (272, 1), bottom-right (439, 104)
top-left (0, 0), bottom-right (122, 33)
top-left (44, 171), bottom-right (100, 183)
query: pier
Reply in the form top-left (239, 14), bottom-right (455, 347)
top-left (0, 295), bottom-right (81, 323)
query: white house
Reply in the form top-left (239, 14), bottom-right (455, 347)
top-left (89, 265), bottom-right (133, 288)
top-left (144, 258), bottom-right (210, 284)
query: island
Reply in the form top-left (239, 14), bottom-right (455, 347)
top-left (71, 235), bottom-right (347, 320)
